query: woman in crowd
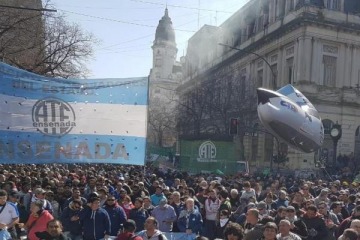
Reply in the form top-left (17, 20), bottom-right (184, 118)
top-left (25, 200), bottom-right (54, 240)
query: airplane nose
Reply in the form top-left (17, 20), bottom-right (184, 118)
top-left (257, 88), bottom-right (279, 104)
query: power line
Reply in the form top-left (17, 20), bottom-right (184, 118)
top-left (129, 0), bottom-right (233, 13)
top-left (59, 9), bottom-right (196, 33)
top-left (0, 4), bottom-right (57, 12)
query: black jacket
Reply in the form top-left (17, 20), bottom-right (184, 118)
top-left (35, 231), bottom-right (70, 240)
top-left (302, 214), bottom-right (328, 240)
top-left (290, 218), bottom-right (308, 240)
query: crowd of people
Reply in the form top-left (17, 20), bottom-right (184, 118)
top-left (0, 163), bottom-right (359, 240)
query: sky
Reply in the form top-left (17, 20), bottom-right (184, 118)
top-left (50, 0), bottom-right (250, 79)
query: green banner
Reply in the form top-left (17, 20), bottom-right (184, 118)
top-left (179, 140), bottom-right (240, 174)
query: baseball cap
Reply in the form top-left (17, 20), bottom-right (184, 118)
top-left (123, 219), bottom-right (136, 231)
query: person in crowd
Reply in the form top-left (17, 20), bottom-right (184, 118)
top-left (25, 200), bottom-right (54, 240)
top-left (137, 217), bottom-right (167, 240)
top-left (314, 188), bottom-right (329, 207)
top-left (103, 195), bottom-right (127, 237)
top-left (31, 188), bottom-right (53, 215)
top-left (177, 198), bottom-right (203, 235)
top-left (285, 206), bottom-right (308, 240)
top-left (35, 219), bottom-right (70, 240)
top-left (97, 187), bottom-right (109, 206)
top-left (274, 190), bottom-right (289, 210)
top-left (338, 228), bottom-right (359, 240)
top-left (257, 201), bottom-right (270, 220)
top-left (60, 199), bottom-right (83, 240)
top-left (349, 219), bottom-right (360, 235)
top-left (337, 205), bottom-right (360, 238)
top-left (143, 196), bottom-right (155, 215)
top-left (0, 190), bottom-right (19, 240)
top-left (277, 219), bottom-right (302, 240)
top-left (45, 191), bottom-right (60, 219)
top-left (120, 195), bottom-right (135, 219)
top-left (223, 222), bottom-right (244, 240)
top-left (274, 206), bottom-right (287, 225)
top-left (129, 197), bottom-right (149, 232)
top-left (151, 198), bottom-right (177, 232)
top-left (62, 187), bottom-right (87, 209)
top-left (301, 205), bottom-right (328, 240)
top-left (150, 187), bottom-right (167, 207)
top-left (317, 201), bottom-right (338, 240)
top-left (115, 219), bottom-right (143, 240)
top-left (229, 189), bottom-right (240, 212)
top-left (204, 189), bottom-right (220, 238)
top-left (258, 222), bottom-right (277, 240)
top-left (215, 209), bottom-right (231, 239)
top-left (169, 191), bottom-right (184, 232)
top-left (79, 196), bottom-right (111, 240)
top-left (240, 182), bottom-right (256, 204)
top-left (83, 177), bottom-right (97, 200)
top-left (218, 189), bottom-right (232, 220)
top-left (243, 209), bottom-right (263, 240)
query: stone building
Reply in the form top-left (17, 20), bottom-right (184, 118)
top-left (148, 9), bottom-right (182, 147)
top-left (0, 0), bottom-right (44, 71)
top-left (178, 0), bottom-right (360, 171)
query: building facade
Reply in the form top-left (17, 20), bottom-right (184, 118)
top-left (148, 9), bottom-right (183, 147)
top-left (178, 0), bottom-right (360, 172)
top-left (0, 0), bottom-right (44, 71)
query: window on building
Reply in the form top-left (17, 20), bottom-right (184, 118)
top-left (257, 70), bottom-right (263, 87)
top-left (286, 58), bottom-right (294, 84)
top-left (323, 55), bottom-right (337, 87)
top-left (326, 0), bottom-right (340, 10)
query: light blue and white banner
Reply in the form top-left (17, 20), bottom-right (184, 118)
top-left (0, 62), bottom-right (148, 165)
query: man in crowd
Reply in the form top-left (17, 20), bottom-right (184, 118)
top-left (35, 219), bottom-right (70, 240)
top-left (277, 219), bottom-right (302, 240)
top-left (151, 198), bottom-right (177, 232)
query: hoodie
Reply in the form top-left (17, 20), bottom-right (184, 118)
top-left (103, 203), bottom-right (127, 236)
top-left (79, 205), bottom-right (111, 240)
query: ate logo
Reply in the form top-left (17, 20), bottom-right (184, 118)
top-left (198, 141), bottom-right (216, 160)
top-left (32, 98), bottom-right (76, 136)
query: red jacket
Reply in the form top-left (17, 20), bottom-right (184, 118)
top-left (26, 210), bottom-right (54, 240)
top-left (116, 232), bottom-right (143, 240)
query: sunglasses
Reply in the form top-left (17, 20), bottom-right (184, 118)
top-left (107, 199), bottom-right (115, 202)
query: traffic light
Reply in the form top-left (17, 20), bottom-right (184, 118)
top-left (229, 118), bottom-right (238, 135)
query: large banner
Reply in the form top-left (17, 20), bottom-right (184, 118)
top-left (0, 62), bottom-right (148, 165)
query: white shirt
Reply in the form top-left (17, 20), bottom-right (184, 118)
top-left (0, 202), bottom-right (19, 225)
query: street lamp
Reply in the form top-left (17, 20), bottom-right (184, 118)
top-left (330, 123), bottom-right (342, 168)
top-left (218, 43), bottom-right (277, 89)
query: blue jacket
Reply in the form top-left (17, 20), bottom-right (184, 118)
top-left (103, 204), bottom-right (127, 236)
top-left (79, 206), bottom-right (111, 240)
top-left (60, 205), bottom-right (82, 235)
top-left (177, 209), bottom-right (203, 235)
top-left (129, 207), bottom-right (149, 231)
top-left (150, 193), bottom-right (167, 206)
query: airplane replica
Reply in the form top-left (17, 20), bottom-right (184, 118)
top-left (257, 85), bottom-right (324, 153)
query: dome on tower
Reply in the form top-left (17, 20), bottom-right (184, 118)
top-left (154, 8), bottom-right (175, 43)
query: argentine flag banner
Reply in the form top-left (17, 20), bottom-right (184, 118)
top-left (0, 62), bottom-right (148, 165)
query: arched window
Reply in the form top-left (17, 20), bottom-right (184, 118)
top-left (322, 119), bottom-right (334, 135)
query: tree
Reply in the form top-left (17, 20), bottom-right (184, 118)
top-left (273, 152), bottom-right (289, 170)
top-left (0, 1), bottom-right (97, 78)
top-left (148, 98), bottom-right (177, 147)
